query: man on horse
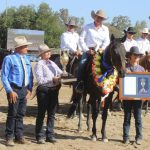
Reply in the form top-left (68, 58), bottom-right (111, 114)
top-left (76, 9), bottom-right (110, 93)
top-left (123, 27), bottom-right (137, 52)
top-left (60, 18), bottom-right (82, 56)
top-left (136, 28), bottom-right (150, 55)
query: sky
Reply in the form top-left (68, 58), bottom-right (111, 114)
top-left (0, 0), bottom-right (150, 27)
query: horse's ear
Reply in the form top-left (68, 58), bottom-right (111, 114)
top-left (120, 34), bottom-right (127, 43)
top-left (110, 34), bottom-right (115, 42)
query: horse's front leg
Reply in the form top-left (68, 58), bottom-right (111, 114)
top-left (78, 94), bottom-right (83, 132)
top-left (91, 97), bottom-right (99, 141)
top-left (101, 92), bottom-right (113, 142)
top-left (86, 99), bottom-right (91, 131)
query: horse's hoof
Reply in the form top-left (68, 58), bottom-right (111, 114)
top-left (102, 138), bottom-right (109, 143)
top-left (87, 128), bottom-right (90, 131)
top-left (91, 135), bottom-right (97, 142)
top-left (81, 114), bottom-right (85, 119)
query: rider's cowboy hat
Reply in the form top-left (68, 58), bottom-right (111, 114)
top-left (14, 36), bottom-right (32, 49)
top-left (127, 46), bottom-right (143, 56)
top-left (65, 18), bottom-right (78, 27)
top-left (141, 28), bottom-right (150, 34)
top-left (38, 44), bottom-right (53, 57)
top-left (91, 9), bottom-right (107, 20)
top-left (124, 27), bottom-right (136, 34)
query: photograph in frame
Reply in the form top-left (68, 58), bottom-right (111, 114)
top-left (119, 72), bottom-right (150, 100)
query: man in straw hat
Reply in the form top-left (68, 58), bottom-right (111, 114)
top-left (1, 36), bottom-right (33, 146)
top-left (76, 9), bottom-right (110, 93)
top-left (60, 18), bottom-right (82, 56)
top-left (34, 44), bottom-right (62, 144)
top-left (136, 28), bottom-right (150, 55)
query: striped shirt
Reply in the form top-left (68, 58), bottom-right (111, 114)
top-left (1, 52), bottom-right (33, 93)
top-left (34, 59), bottom-right (63, 87)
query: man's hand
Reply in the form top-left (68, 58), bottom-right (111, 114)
top-left (26, 90), bottom-right (31, 100)
top-left (9, 91), bottom-right (18, 104)
top-left (98, 48), bottom-right (104, 54)
top-left (88, 48), bottom-right (95, 55)
top-left (76, 50), bottom-right (83, 56)
top-left (53, 76), bottom-right (61, 84)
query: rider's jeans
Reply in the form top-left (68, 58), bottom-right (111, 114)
top-left (77, 52), bottom-right (90, 81)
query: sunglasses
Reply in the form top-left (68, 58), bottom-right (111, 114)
top-left (128, 32), bottom-right (135, 35)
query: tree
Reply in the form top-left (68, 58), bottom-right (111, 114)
top-left (134, 21), bottom-right (147, 38)
top-left (111, 15), bottom-right (131, 32)
top-left (0, 2), bottom-right (84, 49)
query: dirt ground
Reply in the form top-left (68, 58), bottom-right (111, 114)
top-left (0, 77), bottom-right (150, 150)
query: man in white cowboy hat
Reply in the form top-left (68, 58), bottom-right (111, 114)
top-left (1, 36), bottom-right (33, 146)
top-left (60, 18), bottom-right (82, 56)
top-left (136, 28), bottom-right (150, 55)
top-left (34, 44), bottom-right (62, 144)
top-left (76, 9), bottom-right (110, 93)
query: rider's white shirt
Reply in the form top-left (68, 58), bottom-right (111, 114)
top-left (60, 31), bottom-right (80, 52)
top-left (136, 37), bottom-right (150, 55)
top-left (79, 22), bottom-right (110, 52)
top-left (123, 38), bottom-right (137, 52)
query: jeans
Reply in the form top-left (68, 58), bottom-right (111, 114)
top-left (35, 86), bottom-right (59, 140)
top-left (123, 100), bottom-right (142, 140)
top-left (77, 52), bottom-right (90, 81)
top-left (5, 86), bottom-right (27, 140)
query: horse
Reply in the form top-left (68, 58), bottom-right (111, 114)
top-left (50, 50), bottom-right (86, 116)
top-left (67, 35), bottom-right (126, 142)
top-left (0, 49), bottom-right (13, 70)
top-left (139, 52), bottom-right (150, 115)
top-left (139, 52), bottom-right (150, 72)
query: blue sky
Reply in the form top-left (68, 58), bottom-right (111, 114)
top-left (1, 0), bottom-right (150, 27)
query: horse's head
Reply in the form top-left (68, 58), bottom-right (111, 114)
top-left (106, 35), bottom-right (126, 78)
top-left (139, 52), bottom-right (150, 72)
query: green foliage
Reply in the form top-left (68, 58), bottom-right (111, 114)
top-left (0, 2), bottom-right (84, 49)
top-left (134, 21), bottom-right (147, 38)
top-left (111, 15), bottom-right (131, 32)
top-left (0, 2), bottom-right (148, 49)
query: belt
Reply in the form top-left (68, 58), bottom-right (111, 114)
top-left (10, 83), bottom-right (27, 90)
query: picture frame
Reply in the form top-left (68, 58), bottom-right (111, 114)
top-left (119, 72), bottom-right (150, 100)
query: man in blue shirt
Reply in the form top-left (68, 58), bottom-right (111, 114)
top-left (1, 36), bottom-right (33, 146)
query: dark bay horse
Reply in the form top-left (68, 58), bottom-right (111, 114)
top-left (139, 52), bottom-right (150, 114)
top-left (0, 49), bottom-right (12, 70)
top-left (68, 36), bottom-right (126, 142)
top-left (139, 52), bottom-right (150, 72)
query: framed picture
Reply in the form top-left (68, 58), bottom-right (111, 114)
top-left (119, 72), bottom-right (150, 100)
